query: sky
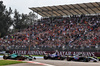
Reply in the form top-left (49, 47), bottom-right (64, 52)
top-left (1, 0), bottom-right (100, 18)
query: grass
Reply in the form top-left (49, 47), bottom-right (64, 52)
top-left (97, 57), bottom-right (100, 59)
top-left (0, 60), bottom-right (25, 66)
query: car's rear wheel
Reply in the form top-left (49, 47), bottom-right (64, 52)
top-left (29, 59), bottom-right (32, 61)
top-left (44, 56), bottom-right (48, 60)
top-left (60, 57), bottom-right (65, 60)
top-left (83, 58), bottom-right (90, 62)
top-left (67, 57), bottom-right (72, 61)
top-left (3, 55), bottom-right (7, 60)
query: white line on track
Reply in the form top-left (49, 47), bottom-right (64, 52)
top-left (67, 61), bottom-right (100, 64)
top-left (24, 61), bottom-right (55, 66)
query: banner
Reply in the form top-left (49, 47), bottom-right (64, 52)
top-left (11, 50), bottom-right (100, 57)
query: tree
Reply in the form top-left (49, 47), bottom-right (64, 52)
top-left (27, 12), bottom-right (37, 25)
top-left (0, 1), bottom-right (37, 37)
top-left (0, 1), bottom-right (5, 13)
top-left (13, 11), bottom-right (37, 30)
top-left (0, 1), bottom-right (13, 37)
top-left (13, 9), bottom-right (21, 29)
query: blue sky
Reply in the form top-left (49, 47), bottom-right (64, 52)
top-left (2, 0), bottom-right (100, 18)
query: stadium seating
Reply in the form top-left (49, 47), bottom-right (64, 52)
top-left (0, 15), bottom-right (100, 51)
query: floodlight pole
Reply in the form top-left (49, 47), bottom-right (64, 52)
top-left (28, 26), bottom-right (31, 54)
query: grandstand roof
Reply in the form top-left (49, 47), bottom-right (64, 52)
top-left (29, 2), bottom-right (100, 17)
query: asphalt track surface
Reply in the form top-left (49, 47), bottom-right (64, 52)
top-left (0, 58), bottom-right (100, 66)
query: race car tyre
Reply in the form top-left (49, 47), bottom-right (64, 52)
top-left (83, 58), bottom-right (90, 62)
top-left (67, 57), bottom-right (72, 61)
top-left (44, 56), bottom-right (48, 60)
top-left (29, 59), bottom-right (32, 61)
top-left (3, 55), bottom-right (7, 60)
top-left (93, 60), bottom-right (97, 62)
top-left (34, 57), bottom-right (36, 60)
top-left (60, 57), bottom-right (65, 60)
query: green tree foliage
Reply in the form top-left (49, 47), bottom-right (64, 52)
top-left (0, 1), bottom-right (13, 37)
top-left (13, 9), bottom-right (21, 29)
top-left (28, 12), bottom-right (37, 25)
top-left (0, 1), bottom-right (37, 37)
top-left (13, 10), bottom-right (37, 30)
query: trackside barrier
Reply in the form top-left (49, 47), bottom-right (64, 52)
top-left (11, 50), bottom-right (100, 57)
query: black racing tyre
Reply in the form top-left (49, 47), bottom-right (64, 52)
top-left (29, 59), bottom-right (32, 61)
top-left (60, 57), bottom-right (65, 60)
top-left (93, 60), bottom-right (97, 62)
top-left (67, 57), bottom-right (72, 61)
top-left (44, 56), bottom-right (48, 60)
top-left (33, 57), bottom-right (36, 60)
top-left (83, 58), bottom-right (90, 62)
top-left (3, 55), bottom-right (7, 60)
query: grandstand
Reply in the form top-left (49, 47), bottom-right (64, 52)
top-left (29, 2), bottom-right (100, 17)
top-left (0, 2), bottom-right (100, 53)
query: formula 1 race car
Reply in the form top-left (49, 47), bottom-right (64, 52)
top-left (66, 54), bottom-right (99, 62)
top-left (3, 53), bottom-right (36, 61)
top-left (44, 53), bottom-right (65, 60)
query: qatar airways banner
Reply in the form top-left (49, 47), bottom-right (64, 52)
top-left (12, 50), bottom-right (100, 57)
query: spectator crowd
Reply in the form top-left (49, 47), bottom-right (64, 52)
top-left (0, 15), bottom-right (100, 51)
